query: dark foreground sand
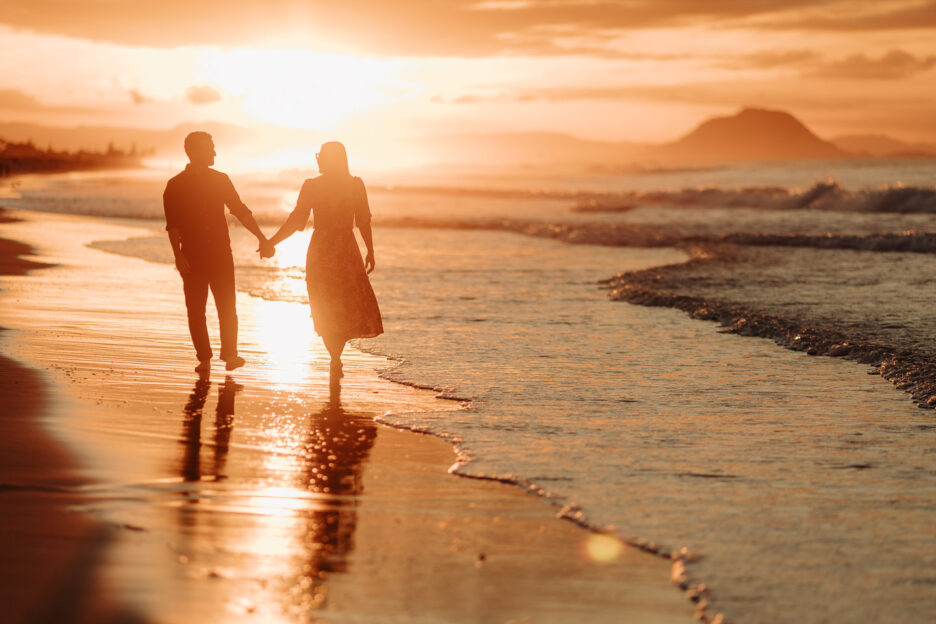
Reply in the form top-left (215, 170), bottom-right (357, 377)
top-left (0, 209), bottom-right (693, 623)
top-left (0, 235), bottom-right (132, 623)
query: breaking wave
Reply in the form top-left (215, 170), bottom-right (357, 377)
top-left (575, 181), bottom-right (936, 214)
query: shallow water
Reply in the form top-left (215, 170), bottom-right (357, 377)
top-left (358, 229), bottom-right (936, 624)
top-left (6, 161), bottom-right (936, 623)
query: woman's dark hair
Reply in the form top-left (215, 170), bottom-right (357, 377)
top-left (317, 141), bottom-right (350, 176)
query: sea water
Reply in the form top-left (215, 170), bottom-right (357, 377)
top-left (4, 161), bottom-right (936, 623)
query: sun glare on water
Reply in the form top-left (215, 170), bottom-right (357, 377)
top-left (198, 49), bottom-right (399, 130)
top-left (252, 297), bottom-right (321, 386)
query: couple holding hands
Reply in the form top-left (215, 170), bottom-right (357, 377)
top-left (163, 132), bottom-right (383, 377)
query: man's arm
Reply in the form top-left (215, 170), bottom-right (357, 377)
top-left (223, 174), bottom-right (268, 244)
top-left (167, 228), bottom-right (191, 275)
top-left (163, 181), bottom-right (190, 274)
top-left (235, 209), bottom-right (267, 243)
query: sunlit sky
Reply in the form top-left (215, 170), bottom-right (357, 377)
top-left (1, 0), bottom-right (934, 153)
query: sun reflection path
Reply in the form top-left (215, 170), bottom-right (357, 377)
top-left (245, 297), bottom-right (321, 390)
top-left (155, 290), bottom-right (455, 621)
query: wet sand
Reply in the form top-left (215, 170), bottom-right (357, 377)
top-left (0, 209), bottom-right (692, 623)
top-left (0, 238), bottom-right (133, 622)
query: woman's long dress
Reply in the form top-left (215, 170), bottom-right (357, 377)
top-left (287, 175), bottom-right (383, 340)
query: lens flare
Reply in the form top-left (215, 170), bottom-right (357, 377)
top-left (583, 534), bottom-right (625, 564)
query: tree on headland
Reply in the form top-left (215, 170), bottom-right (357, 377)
top-left (0, 137), bottom-right (145, 176)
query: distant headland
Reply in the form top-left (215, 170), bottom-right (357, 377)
top-left (0, 138), bottom-right (147, 176)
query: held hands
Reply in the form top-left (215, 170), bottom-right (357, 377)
top-left (258, 238), bottom-right (276, 259)
top-left (364, 250), bottom-right (375, 274)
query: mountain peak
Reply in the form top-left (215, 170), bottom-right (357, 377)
top-left (649, 107), bottom-right (849, 163)
top-left (736, 106), bottom-right (795, 118)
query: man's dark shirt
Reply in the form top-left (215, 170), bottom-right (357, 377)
top-left (163, 164), bottom-right (253, 259)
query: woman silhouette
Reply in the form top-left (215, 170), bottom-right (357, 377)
top-left (264, 142), bottom-right (383, 375)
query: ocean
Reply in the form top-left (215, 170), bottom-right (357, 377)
top-left (3, 159), bottom-right (936, 623)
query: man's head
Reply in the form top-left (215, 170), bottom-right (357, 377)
top-left (184, 132), bottom-right (215, 167)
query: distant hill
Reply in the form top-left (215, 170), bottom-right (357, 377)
top-left (831, 134), bottom-right (936, 158)
top-left (0, 138), bottom-right (141, 176)
top-left (425, 131), bottom-right (641, 167)
top-left (0, 121), bottom-right (261, 156)
top-left (645, 107), bottom-right (851, 164)
top-left (4, 108), bottom-right (934, 172)
top-left (0, 121), bottom-right (331, 163)
top-left (0, 123), bottom-right (643, 170)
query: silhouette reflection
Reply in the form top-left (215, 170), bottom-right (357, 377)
top-left (213, 377), bottom-right (240, 479)
top-left (298, 377), bottom-right (377, 601)
top-left (178, 375), bottom-right (240, 482)
top-left (179, 376), bottom-right (209, 482)
top-left (172, 372), bottom-right (377, 612)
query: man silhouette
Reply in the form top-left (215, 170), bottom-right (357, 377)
top-left (163, 132), bottom-right (269, 373)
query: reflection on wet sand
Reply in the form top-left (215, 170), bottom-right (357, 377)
top-left (173, 371), bottom-right (377, 616)
top-left (295, 375), bottom-right (377, 609)
top-left (179, 375), bottom-right (240, 483)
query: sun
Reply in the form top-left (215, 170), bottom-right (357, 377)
top-left (197, 48), bottom-right (399, 130)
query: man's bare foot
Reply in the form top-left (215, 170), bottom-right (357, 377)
top-left (195, 359), bottom-right (211, 374)
top-left (224, 356), bottom-right (246, 371)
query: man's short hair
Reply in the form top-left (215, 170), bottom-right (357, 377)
top-left (184, 131), bottom-right (213, 158)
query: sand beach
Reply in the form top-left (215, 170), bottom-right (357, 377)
top-left (0, 208), bottom-right (693, 623)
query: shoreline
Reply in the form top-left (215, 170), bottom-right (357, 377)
top-left (0, 208), bottom-right (693, 623)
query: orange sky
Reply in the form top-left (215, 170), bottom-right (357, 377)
top-left (1, 0), bottom-right (934, 154)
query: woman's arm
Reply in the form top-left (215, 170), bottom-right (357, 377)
top-left (359, 222), bottom-right (375, 274)
top-left (354, 177), bottom-right (375, 273)
top-left (258, 212), bottom-right (302, 258)
top-left (261, 181), bottom-right (312, 257)
top-left (268, 211), bottom-right (304, 246)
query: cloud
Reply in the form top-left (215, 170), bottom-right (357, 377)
top-left (489, 26), bottom-right (696, 59)
top-left (510, 86), bottom-right (635, 102)
top-left (733, 50), bottom-right (820, 69)
top-left (0, 88), bottom-right (101, 114)
top-left (810, 49), bottom-right (936, 79)
top-left (716, 48), bottom-right (936, 79)
top-left (0, 88), bottom-right (42, 110)
top-left (0, 0), bottom-right (910, 57)
top-left (185, 85), bottom-right (221, 105)
top-left (129, 89), bottom-right (150, 105)
top-left (764, 1), bottom-right (936, 31)
top-left (486, 74), bottom-right (927, 111)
